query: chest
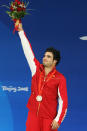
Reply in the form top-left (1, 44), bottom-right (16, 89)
top-left (31, 71), bottom-right (59, 96)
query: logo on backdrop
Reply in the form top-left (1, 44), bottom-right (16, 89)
top-left (1, 85), bottom-right (29, 92)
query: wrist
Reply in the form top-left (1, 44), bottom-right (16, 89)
top-left (18, 28), bottom-right (23, 32)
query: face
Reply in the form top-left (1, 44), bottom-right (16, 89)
top-left (42, 52), bottom-right (56, 67)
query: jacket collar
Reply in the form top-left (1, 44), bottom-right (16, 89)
top-left (40, 64), bottom-right (56, 78)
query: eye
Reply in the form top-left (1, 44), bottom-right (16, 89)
top-left (47, 55), bottom-right (51, 58)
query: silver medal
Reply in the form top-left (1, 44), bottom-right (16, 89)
top-left (36, 95), bottom-right (42, 102)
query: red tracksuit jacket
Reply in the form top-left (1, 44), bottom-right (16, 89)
top-left (18, 31), bottom-right (68, 126)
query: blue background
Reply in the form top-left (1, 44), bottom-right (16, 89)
top-left (0, 0), bottom-right (87, 131)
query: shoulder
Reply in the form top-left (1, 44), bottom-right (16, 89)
top-left (55, 70), bottom-right (66, 80)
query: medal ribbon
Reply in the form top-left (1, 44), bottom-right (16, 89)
top-left (38, 69), bottom-right (56, 96)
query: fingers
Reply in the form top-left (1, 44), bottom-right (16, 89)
top-left (51, 121), bottom-right (56, 130)
top-left (15, 20), bottom-right (23, 31)
top-left (51, 120), bottom-right (59, 130)
top-left (51, 124), bottom-right (57, 130)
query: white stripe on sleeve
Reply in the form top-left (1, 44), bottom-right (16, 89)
top-left (54, 88), bottom-right (63, 122)
top-left (18, 31), bottom-right (36, 77)
top-left (54, 87), bottom-right (67, 124)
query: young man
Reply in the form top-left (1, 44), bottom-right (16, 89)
top-left (15, 21), bottom-right (68, 131)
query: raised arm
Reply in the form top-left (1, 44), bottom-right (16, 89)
top-left (15, 21), bottom-right (40, 77)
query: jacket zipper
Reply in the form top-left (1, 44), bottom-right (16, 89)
top-left (37, 102), bottom-right (40, 116)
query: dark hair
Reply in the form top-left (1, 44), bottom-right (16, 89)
top-left (45, 47), bottom-right (61, 66)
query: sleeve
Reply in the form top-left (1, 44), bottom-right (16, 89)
top-left (18, 30), bottom-right (40, 77)
top-left (54, 76), bottom-right (68, 126)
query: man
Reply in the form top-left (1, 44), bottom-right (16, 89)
top-left (15, 21), bottom-right (68, 131)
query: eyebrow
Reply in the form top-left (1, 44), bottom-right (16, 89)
top-left (44, 55), bottom-right (52, 58)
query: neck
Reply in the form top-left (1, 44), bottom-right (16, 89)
top-left (44, 66), bottom-right (55, 76)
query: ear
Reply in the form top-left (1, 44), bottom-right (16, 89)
top-left (53, 60), bottom-right (57, 65)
